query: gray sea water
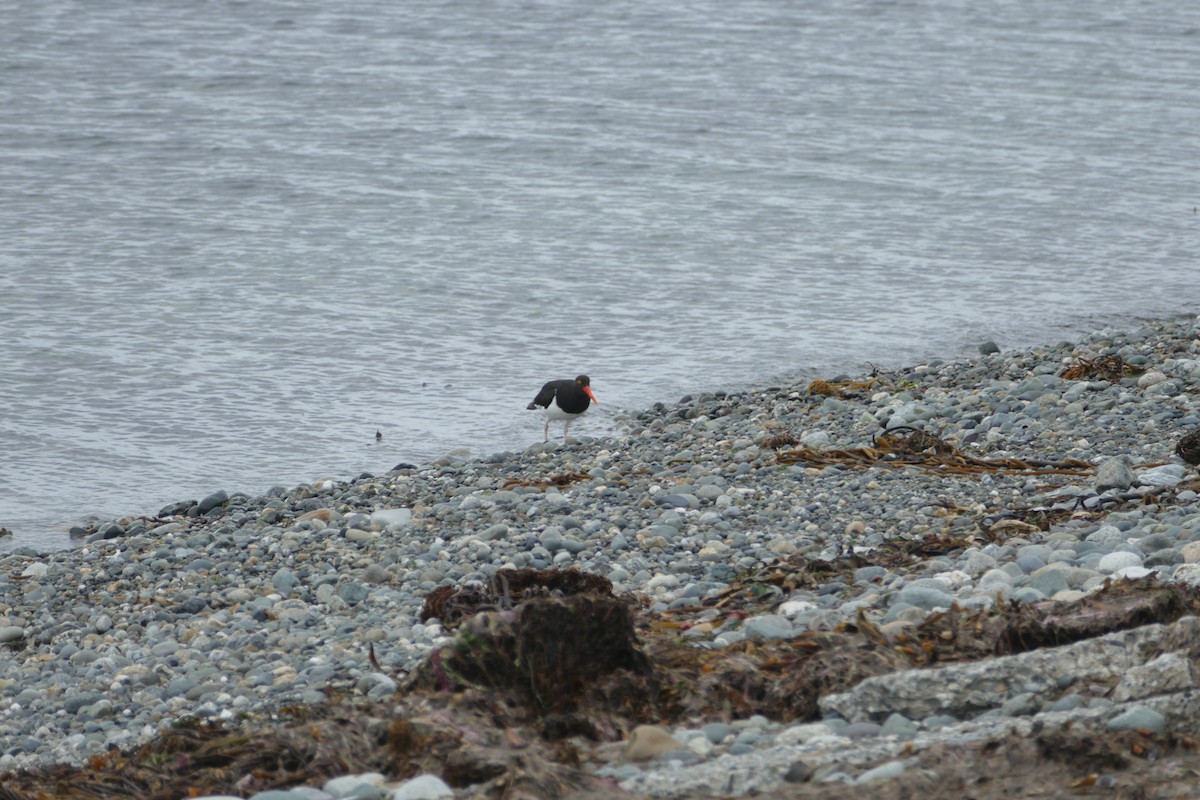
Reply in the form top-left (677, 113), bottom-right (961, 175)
top-left (2, 0), bottom-right (1198, 551)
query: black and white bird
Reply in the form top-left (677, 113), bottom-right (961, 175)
top-left (527, 374), bottom-right (598, 442)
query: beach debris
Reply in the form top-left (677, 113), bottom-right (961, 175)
top-left (5, 575), bottom-right (1200, 800)
top-left (1059, 355), bottom-right (1144, 382)
top-left (410, 569), bottom-right (651, 715)
top-left (419, 568), bottom-right (616, 628)
top-left (500, 471), bottom-right (592, 491)
top-left (777, 428), bottom-right (1093, 476)
top-left (1176, 429), bottom-right (1200, 465)
top-left (760, 431), bottom-right (801, 450)
top-left (807, 376), bottom-right (889, 397)
top-left (900, 576), bottom-right (1200, 665)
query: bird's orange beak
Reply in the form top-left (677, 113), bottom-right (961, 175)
top-left (584, 386), bottom-right (598, 404)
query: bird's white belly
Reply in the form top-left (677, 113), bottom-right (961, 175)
top-left (544, 403), bottom-right (586, 421)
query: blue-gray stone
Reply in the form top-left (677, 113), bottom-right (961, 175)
top-left (1098, 551), bottom-right (1142, 573)
top-left (1095, 457), bottom-right (1136, 492)
top-left (879, 713), bottom-right (917, 738)
top-left (840, 721), bottom-right (882, 739)
top-left (1106, 706), bottom-right (1166, 734)
top-left (170, 597), bottom-right (209, 615)
top-left (734, 730), bottom-right (763, 746)
top-left (197, 490), bottom-right (229, 514)
top-left (97, 522), bottom-right (125, 539)
top-left (1086, 525), bottom-right (1126, 544)
top-left (482, 524), bottom-right (509, 540)
top-left (743, 614), bottom-right (793, 640)
top-left (1000, 692), bottom-right (1039, 717)
top-left (336, 581), bottom-right (369, 605)
top-left (1049, 693), bottom-right (1087, 713)
top-left (979, 568), bottom-right (1017, 587)
top-left (855, 759), bottom-right (908, 784)
top-left (273, 569), bottom-right (301, 593)
top-left (702, 722), bottom-right (734, 744)
top-left (1018, 545), bottom-right (1053, 562)
top-left (853, 566), bottom-right (887, 584)
top-left (287, 788), bottom-right (335, 800)
top-left (1137, 465), bottom-right (1186, 487)
top-left (1136, 533), bottom-right (1175, 552)
top-left (1015, 555), bottom-right (1045, 574)
top-left (370, 508), bottom-right (412, 530)
top-left (645, 524), bottom-right (680, 541)
top-left (1029, 570), bottom-right (1069, 596)
top-left (324, 774), bottom-right (386, 798)
top-left (1015, 378), bottom-right (1047, 400)
top-left (923, 714), bottom-right (958, 730)
top-left (1010, 587), bottom-right (1047, 603)
top-left (784, 760), bottom-right (816, 783)
top-left (1146, 548), bottom-right (1182, 567)
top-left (158, 499), bottom-right (194, 517)
top-left (63, 692), bottom-right (106, 714)
top-left (559, 536), bottom-right (586, 554)
top-left (895, 585), bottom-right (955, 611)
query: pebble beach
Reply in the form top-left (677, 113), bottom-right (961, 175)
top-left (5, 315), bottom-right (1200, 799)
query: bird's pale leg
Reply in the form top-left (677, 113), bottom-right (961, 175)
top-left (543, 419), bottom-right (550, 443)
top-left (563, 419), bottom-right (572, 442)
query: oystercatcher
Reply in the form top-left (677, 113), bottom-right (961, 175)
top-left (527, 375), bottom-right (598, 442)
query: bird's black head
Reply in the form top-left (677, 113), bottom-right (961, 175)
top-left (575, 375), bottom-right (590, 386)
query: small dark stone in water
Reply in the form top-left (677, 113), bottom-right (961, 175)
top-left (97, 523), bottom-right (125, 540)
top-left (391, 463), bottom-right (418, 471)
top-left (979, 340), bottom-right (1001, 355)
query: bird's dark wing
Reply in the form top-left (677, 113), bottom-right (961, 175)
top-left (527, 380), bottom-right (565, 410)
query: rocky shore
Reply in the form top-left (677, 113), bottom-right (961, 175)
top-left (5, 315), bottom-right (1200, 799)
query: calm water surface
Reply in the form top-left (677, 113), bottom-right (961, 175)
top-left (2, 0), bottom-right (1198, 550)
